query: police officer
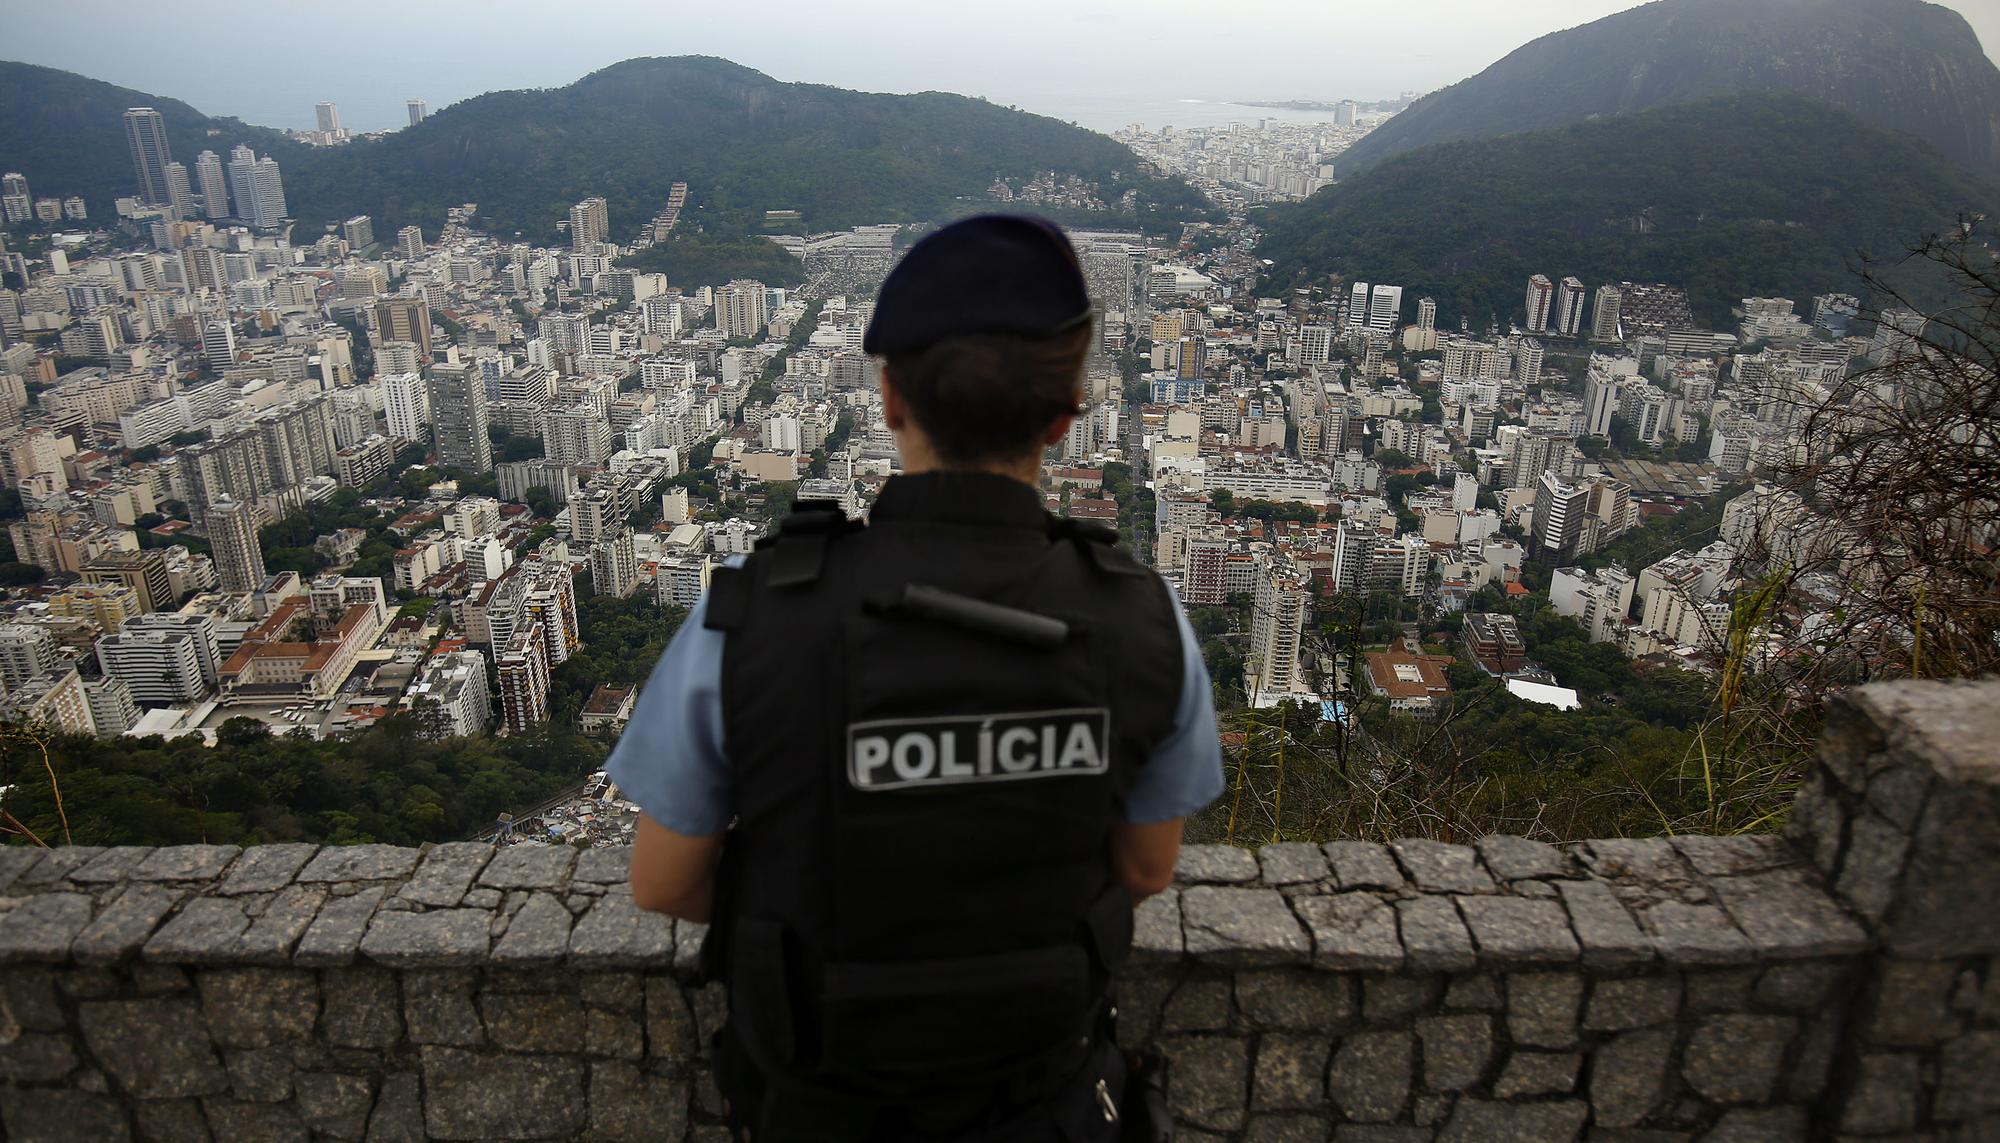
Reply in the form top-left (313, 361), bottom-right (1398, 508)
top-left (607, 214), bottom-right (1224, 1141)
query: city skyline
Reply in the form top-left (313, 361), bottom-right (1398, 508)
top-left (8, 0), bottom-right (1996, 135)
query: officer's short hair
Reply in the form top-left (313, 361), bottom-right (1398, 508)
top-left (884, 323), bottom-right (1091, 463)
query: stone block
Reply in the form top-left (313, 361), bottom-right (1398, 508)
top-left (1670, 835), bottom-right (1799, 879)
top-left (202, 1099), bottom-right (306, 1141)
top-left (1557, 878), bottom-right (1656, 968)
top-left (580, 971), bottom-right (645, 1014)
top-left (1442, 973), bottom-right (1500, 1011)
top-left (572, 848), bottom-right (630, 884)
top-left (1297, 892), bottom-right (1403, 972)
top-left (71, 883), bottom-right (186, 965)
top-left (672, 919), bottom-right (707, 973)
top-left (0, 1087), bottom-right (133, 1142)
top-left (0, 1030), bottom-right (77, 1082)
top-left (1163, 978), bottom-right (1234, 1032)
top-left (1437, 1098), bottom-right (1586, 1143)
top-left (491, 892), bottom-right (572, 966)
top-left (1869, 959), bottom-right (1963, 1047)
top-left (1415, 1014), bottom-right (1492, 1092)
top-left (1685, 968), bottom-right (1758, 1014)
top-left (296, 845), bottom-right (420, 883)
top-left (366, 1071), bottom-right (424, 1142)
top-left (1246, 1115), bottom-right (1336, 1143)
top-left (1589, 1027), bottom-right (1675, 1128)
top-left (78, 997), bottom-right (228, 1098)
top-left (645, 975), bottom-right (698, 1059)
top-left (1576, 837), bottom-right (1700, 891)
top-left (1181, 886), bottom-right (1310, 966)
top-left (1323, 841), bottom-right (1405, 891)
top-left (1476, 835), bottom-right (1568, 881)
top-left (0, 892), bottom-right (93, 961)
top-left (1632, 901), bottom-right (1753, 967)
top-left (1397, 896), bottom-right (1477, 973)
top-left (1364, 976), bottom-right (1441, 1024)
top-left (480, 991), bottom-right (585, 1053)
top-left (403, 969), bottom-right (483, 1046)
top-left (1492, 1050), bottom-right (1580, 1098)
top-left (1236, 970), bottom-right (1352, 1031)
top-left (217, 844), bottom-right (318, 895)
top-left (0, 847), bottom-right (44, 894)
top-left (321, 966), bottom-right (403, 1049)
top-left (1840, 1053), bottom-right (1923, 1134)
top-left (567, 889), bottom-right (674, 969)
top-left (145, 897), bottom-right (256, 965)
top-left (15, 847), bottom-right (100, 886)
top-left (1132, 888), bottom-right (1183, 963)
top-left (589, 1060), bottom-right (688, 1142)
top-left (1326, 1028), bottom-right (1411, 1123)
top-left (223, 1046), bottom-right (296, 1101)
top-left (1754, 962), bottom-right (1846, 1012)
top-left (1260, 842), bottom-right (1331, 885)
top-left (1176, 845), bottom-right (1259, 884)
top-left (131, 1099), bottom-right (210, 1143)
top-left (1935, 1029), bottom-right (2000, 1120)
top-left (587, 1007), bottom-right (645, 1059)
top-left (70, 845), bottom-right (156, 883)
top-left (1681, 1014), bottom-right (1798, 1104)
top-left (0, 965), bottom-right (65, 1030)
top-left (1508, 972), bottom-right (1584, 1049)
top-left (1709, 867), bottom-right (1869, 960)
top-left (1253, 1033), bottom-right (1330, 1110)
top-left (1584, 975), bottom-right (1681, 1031)
top-left (1701, 1107), bottom-right (1806, 1142)
top-left (193, 968), bottom-right (317, 1051)
top-left (235, 884), bottom-right (328, 966)
top-left (398, 843), bottom-right (493, 908)
top-left (1457, 895), bottom-right (1579, 965)
top-left (1391, 839), bottom-right (1498, 895)
top-left (1334, 1130), bottom-right (1435, 1143)
top-left (292, 886), bottom-right (388, 968)
top-left (132, 845), bottom-right (241, 883)
top-left (296, 1071), bottom-right (375, 1140)
top-left (477, 845), bottom-right (577, 891)
top-left (1838, 811), bottom-right (1913, 928)
top-left (1787, 1008), bottom-right (1843, 1104)
top-left (1163, 1035), bottom-right (1249, 1131)
top-left (359, 909), bottom-right (491, 967)
top-left (420, 1046), bottom-right (586, 1139)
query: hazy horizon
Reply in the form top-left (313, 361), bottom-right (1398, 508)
top-left (5, 0), bottom-right (1997, 136)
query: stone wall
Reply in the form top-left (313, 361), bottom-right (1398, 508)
top-left (0, 678), bottom-right (1994, 1142)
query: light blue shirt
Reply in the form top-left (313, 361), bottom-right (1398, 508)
top-left (606, 579), bottom-right (1226, 834)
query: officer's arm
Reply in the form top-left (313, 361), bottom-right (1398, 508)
top-left (1108, 818), bottom-right (1183, 899)
top-left (630, 814), bottom-right (724, 922)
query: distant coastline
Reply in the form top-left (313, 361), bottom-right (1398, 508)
top-left (1231, 98), bottom-right (1414, 114)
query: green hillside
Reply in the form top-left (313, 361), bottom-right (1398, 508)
top-left (1338, 0), bottom-right (2000, 181)
top-left (280, 56), bottom-right (1214, 243)
top-left (0, 61), bottom-right (304, 219)
top-left (1258, 93), bottom-right (1998, 330)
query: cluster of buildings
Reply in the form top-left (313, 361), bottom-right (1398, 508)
top-left (1115, 117), bottom-right (1376, 204)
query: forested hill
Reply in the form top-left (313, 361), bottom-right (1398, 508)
top-left (0, 61), bottom-right (304, 219)
top-left (1256, 93), bottom-right (2000, 330)
top-left (0, 56), bottom-right (1214, 245)
top-left (1336, 0), bottom-right (2000, 181)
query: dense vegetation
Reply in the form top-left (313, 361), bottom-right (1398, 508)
top-left (1334, 0), bottom-right (2000, 179)
top-left (0, 60), bottom-right (304, 221)
top-left (1260, 94), bottom-right (1999, 328)
top-left (620, 231), bottom-right (805, 290)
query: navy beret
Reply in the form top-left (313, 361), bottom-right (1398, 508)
top-left (862, 214), bottom-right (1093, 355)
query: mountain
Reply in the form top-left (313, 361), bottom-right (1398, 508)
top-left (1257, 93), bottom-right (1998, 329)
top-left (0, 61), bottom-right (303, 218)
top-left (1336, 0), bottom-right (2000, 180)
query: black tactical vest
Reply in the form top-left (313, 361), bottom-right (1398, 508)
top-left (701, 472), bottom-right (1184, 1134)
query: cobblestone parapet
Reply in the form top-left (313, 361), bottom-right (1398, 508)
top-left (0, 679), bottom-right (1994, 1140)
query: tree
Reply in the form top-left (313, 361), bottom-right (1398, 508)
top-left (1209, 489), bottom-right (1235, 518)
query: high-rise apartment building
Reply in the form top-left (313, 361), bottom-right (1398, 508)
top-left (1417, 297), bottom-right (1438, 332)
top-left (1368, 285), bottom-right (1403, 333)
top-left (0, 624), bottom-right (62, 693)
top-left (407, 99), bottom-right (427, 126)
top-left (1536, 471), bottom-right (1591, 561)
top-left (1, 173), bottom-right (30, 225)
top-left (1592, 285), bottom-right (1623, 342)
top-left (397, 226), bottom-right (424, 260)
top-left (381, 372), bottom-right (431, 443)
top-left (1524, 274), bottom-right (1555, 333)
top-left (163, 162), bottom-right (196, 221)
top-left (123, 108), bottom-right (173, 206)
top-left (546, 405), bottom-right (613, 467)
top-left (714, 280), bottom-right (769, 341)
top-left (496, 628), bottom-right (549, 733)
top-left (95, 614), bottom-right (221, 706)
top-left (202, 320), bottom-right (237, 370)
top-left (375, 296), bottom-right (431, 359)
top-left (1556, 277), bottom-right (1587, 336)
top-left (429, 363), bottom-right (492, 473)
top-left (225, 146), bottom-right (287, 228)
top-left (193, 150), bottom-right (229, 219)
top-left (80, 550), bottom-right (174, 613)
top-left (314, 102), bottom-right (342, 134)
top-left (569, 196), bottom-right (609, 250)
top-left (207, 496), bottom-right (266, 593)
top-left (342, 216), bottom-right (374, 248)
top-left (1249, 571), bottom-right (1309, 699)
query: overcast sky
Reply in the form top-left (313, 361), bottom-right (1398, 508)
top-left (6, 0), bottom-right (1998, 134)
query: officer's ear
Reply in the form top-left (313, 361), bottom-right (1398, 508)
top-left (879, 366), bottom-right (909, 431)
top-left (1039, 409), bottom-right (1076, 447)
